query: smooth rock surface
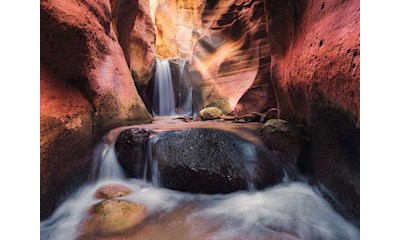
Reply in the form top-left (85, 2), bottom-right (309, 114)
top-left (189, 0), bottom-right (276, 115)
top-left (94, 183), bottom-right (133, 199)
top-left (79, 199), bottom-right (146, 237)
top-left (199, 107), bottom-right (223, 120)
top-left (152, 128), bottom-right (283, 193)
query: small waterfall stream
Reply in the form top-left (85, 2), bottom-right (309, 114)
top-left (152, 59), bottom-right (176, 116)
top-left (41, 130), bottom-right (360, 240)
top-left (152, 58), bottom-right (194, 117)
top-left (178, 60), bottom-right (194, 116)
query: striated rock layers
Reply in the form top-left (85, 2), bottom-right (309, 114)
top-left (189, 0), bottom-right (276, 115)
top-left (40, 0), bottom-right (152, 219)
top-left (111, 0), bottom-right (156, 88)
top-left (153, 0), bottom-right (204, 59)
top-left (264, 0), bottom-right (360, 224)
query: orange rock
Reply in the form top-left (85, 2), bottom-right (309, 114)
top-left (153, 0), bottom-right (204, 59)
top-left (189, 0), bottom-right (276, 115)
top-left (94, 183), bottom-right (133, 199)
top-left (79, 199), bottom-right (146, 237)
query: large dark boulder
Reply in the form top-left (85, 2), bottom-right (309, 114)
top-left (152, 128), bottom-right (283, 194)
top-left (115, 128), bottom-right (150, 178)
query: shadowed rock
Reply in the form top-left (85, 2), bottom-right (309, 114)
top-left (115, 128), bottom-right (150, 178)
top-left (152, 128), bottom-right (283, 193)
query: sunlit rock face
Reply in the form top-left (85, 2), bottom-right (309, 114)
top-left (264, 0), bottom-right (360, 224)
top-left (189, 0), bottom-right (276, 114)
top-left (40, 0), bottom-right (152, 219)
top-left (40, 62), bottom-right (94, 220)
top-left (153, 0), bottom-right (204, 59)
top-left (111, 0), bottom-right (156, 87)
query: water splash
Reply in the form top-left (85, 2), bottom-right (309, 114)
top-left (97, 142), bottom-right (125, 180)
top-left (41, 180), bottom-right (359, 240)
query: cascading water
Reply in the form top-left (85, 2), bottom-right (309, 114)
top-left (152, 59), bottom-right (176, 116)
top-left (152, 58), bottom-right (195, 117)
top-left (178, 60), bottom-right (194, 116)
top-left (41, 128), bottom-right (359, 240)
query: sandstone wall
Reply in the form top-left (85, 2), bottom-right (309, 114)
top-left (111, 0), bottom-right (157, 87)
top-left (264, 0), bottom-right (360, 224)
top-left (189, 0), bottom-right (276, 114)
top-left (40, 0), bottom-right (152, 219)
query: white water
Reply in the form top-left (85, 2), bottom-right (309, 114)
top-left (153, 59), bottom-right (176, 116)
top-left (178, 60), bottom-right (194, 116)
top-left (152, 58), bottom-right (195, 117)
top-left (41, 140), bottom-right (359, 240)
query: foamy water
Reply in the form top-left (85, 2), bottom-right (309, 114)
top-left (41, 140), bottom-right (359, 240)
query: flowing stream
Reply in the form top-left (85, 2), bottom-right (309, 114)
top-left (41, 130), bottom-right (360, 240)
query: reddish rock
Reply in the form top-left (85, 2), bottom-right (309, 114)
top-left (40, 62), bottom-right (94, 220)
top-left (264, 0), bottom-right (360, 224)
top-left (94, 183), bottom-right (133, 199)
top-left (189, 0), bottom-right (276, 115)
top-left (40, 0), bottom-right (152, 219)
top-left (40, 0), bottom-right (151, 131)
top-left (111, 0), bottom-right (156, 87)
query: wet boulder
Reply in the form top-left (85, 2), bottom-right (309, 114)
top-left (259, 119), bottom-right (308, 167)
top-left (199, 107), bottom-right (223, 120)
top-left (152, 128), bottom-right (283, 194)
top-left (115, 128), bottom-right (150, 178)
top-left (79, 199), bottom-right (146, 237)
top-left (94, 183), bottom-right (133, 199)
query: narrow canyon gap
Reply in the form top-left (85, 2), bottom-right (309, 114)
top-left (40, 0), bottom-right (360, 238)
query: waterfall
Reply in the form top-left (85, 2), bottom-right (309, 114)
top-left (153, 59), bottom-right (176, 116)
top-left (178, 60), bottom-right (194, 116)
top-left (91, 141), bottom-right (125, 181)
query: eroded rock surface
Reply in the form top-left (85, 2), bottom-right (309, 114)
top-left (40, 0), bottom-right (152, 219)
top-left (264, 0), bottom-right (360, 224)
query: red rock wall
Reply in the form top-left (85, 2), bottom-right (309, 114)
top-left (40, 62), bottom-right (94, 220)
top-left (189, 0), bottom-right (276, 114)
top-left (40, 0), bottom-right (152, 219)
top-left (264, 0), bottom-right (360, 224)
top-left (111, 0), bottom-right (156, 87)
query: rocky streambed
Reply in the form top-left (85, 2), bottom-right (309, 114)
top-left (41, 117), bottom-right (359, 240)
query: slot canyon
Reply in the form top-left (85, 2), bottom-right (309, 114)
top-left (40, 0), bottom-right (360, 239)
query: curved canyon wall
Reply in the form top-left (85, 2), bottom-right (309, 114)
top-left (111, 0), bottom-right (156, 88)
top-left (264, 0), bottom-right (360, 224)
top-left (40, 0), bottom-right (152, 219)
top-left (189, 0), bottom-right (276, 114)
top-left (152, 0), bottom-right (276, 115)
top-left (153, 0), bottom-right (204, 59)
